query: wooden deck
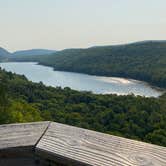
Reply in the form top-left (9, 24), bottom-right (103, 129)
top-left (0, 121), bottom-right (49, 150)
top-left (0, 121), bottom-right (166, 166)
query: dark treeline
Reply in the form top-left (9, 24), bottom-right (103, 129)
top-left (0, 68), bottom-right (166, 146)
top-left (9, 41), bottom-right (166, 88)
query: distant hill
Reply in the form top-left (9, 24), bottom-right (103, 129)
top-left (0, 48), bottom-right (56, 62)
top-left (12, 49), bottom-right (56, 56)
top-left (0, 47), bottom-right (11, 61)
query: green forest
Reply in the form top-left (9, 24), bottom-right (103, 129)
top-left (0, 68), bottom-right (166, 147)
top-left (10, 41), bottom-right (166, 88)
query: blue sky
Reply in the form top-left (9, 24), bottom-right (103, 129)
top-left (0, 0), bottom-right (166, 51)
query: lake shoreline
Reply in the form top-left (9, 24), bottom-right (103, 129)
top-left (6, 60), bottom-right (166, 92)
top-left (38, 62), bottom-right (165, 93)
top-left (0, 62), bottom-right (164, 97)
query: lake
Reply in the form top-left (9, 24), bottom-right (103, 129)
top-left (0, 62), bottom-right (163, 97)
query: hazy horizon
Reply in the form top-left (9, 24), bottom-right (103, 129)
top-left (2, 40), bottom-right (166, 53)
top-left (0, 0), bottom-right (166, 51)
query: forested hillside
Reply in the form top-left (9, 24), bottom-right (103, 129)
top-left (0, 68), bottom-right (166, 146)
top-left (9, 41), bottom-right (166, 88)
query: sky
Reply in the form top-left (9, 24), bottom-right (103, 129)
top-left (0, 0), bottom-right (166, 52)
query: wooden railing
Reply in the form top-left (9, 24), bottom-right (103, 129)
top-left (0, 121), bottom-right (166, 166)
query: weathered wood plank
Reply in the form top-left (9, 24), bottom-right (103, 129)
top-left (0, 122), bottom-right (166, 165)
top-left (0, 121), bottom-right (49, 150)
top-left (36, 122), bottom-right (166, 166)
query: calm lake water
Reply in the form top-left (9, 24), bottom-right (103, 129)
top-left (0, 62), bottom-right (163, 97)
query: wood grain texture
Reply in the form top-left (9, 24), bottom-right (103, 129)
top-left (0, 122), bottom-right (166, 166)
top-left (0, 121), bottom-right (49, 150)
top-left (36, 122), bottom-right (166, 166)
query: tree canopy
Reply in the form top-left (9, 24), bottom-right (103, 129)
top-left (0, 68), bottom-right (166, 146)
